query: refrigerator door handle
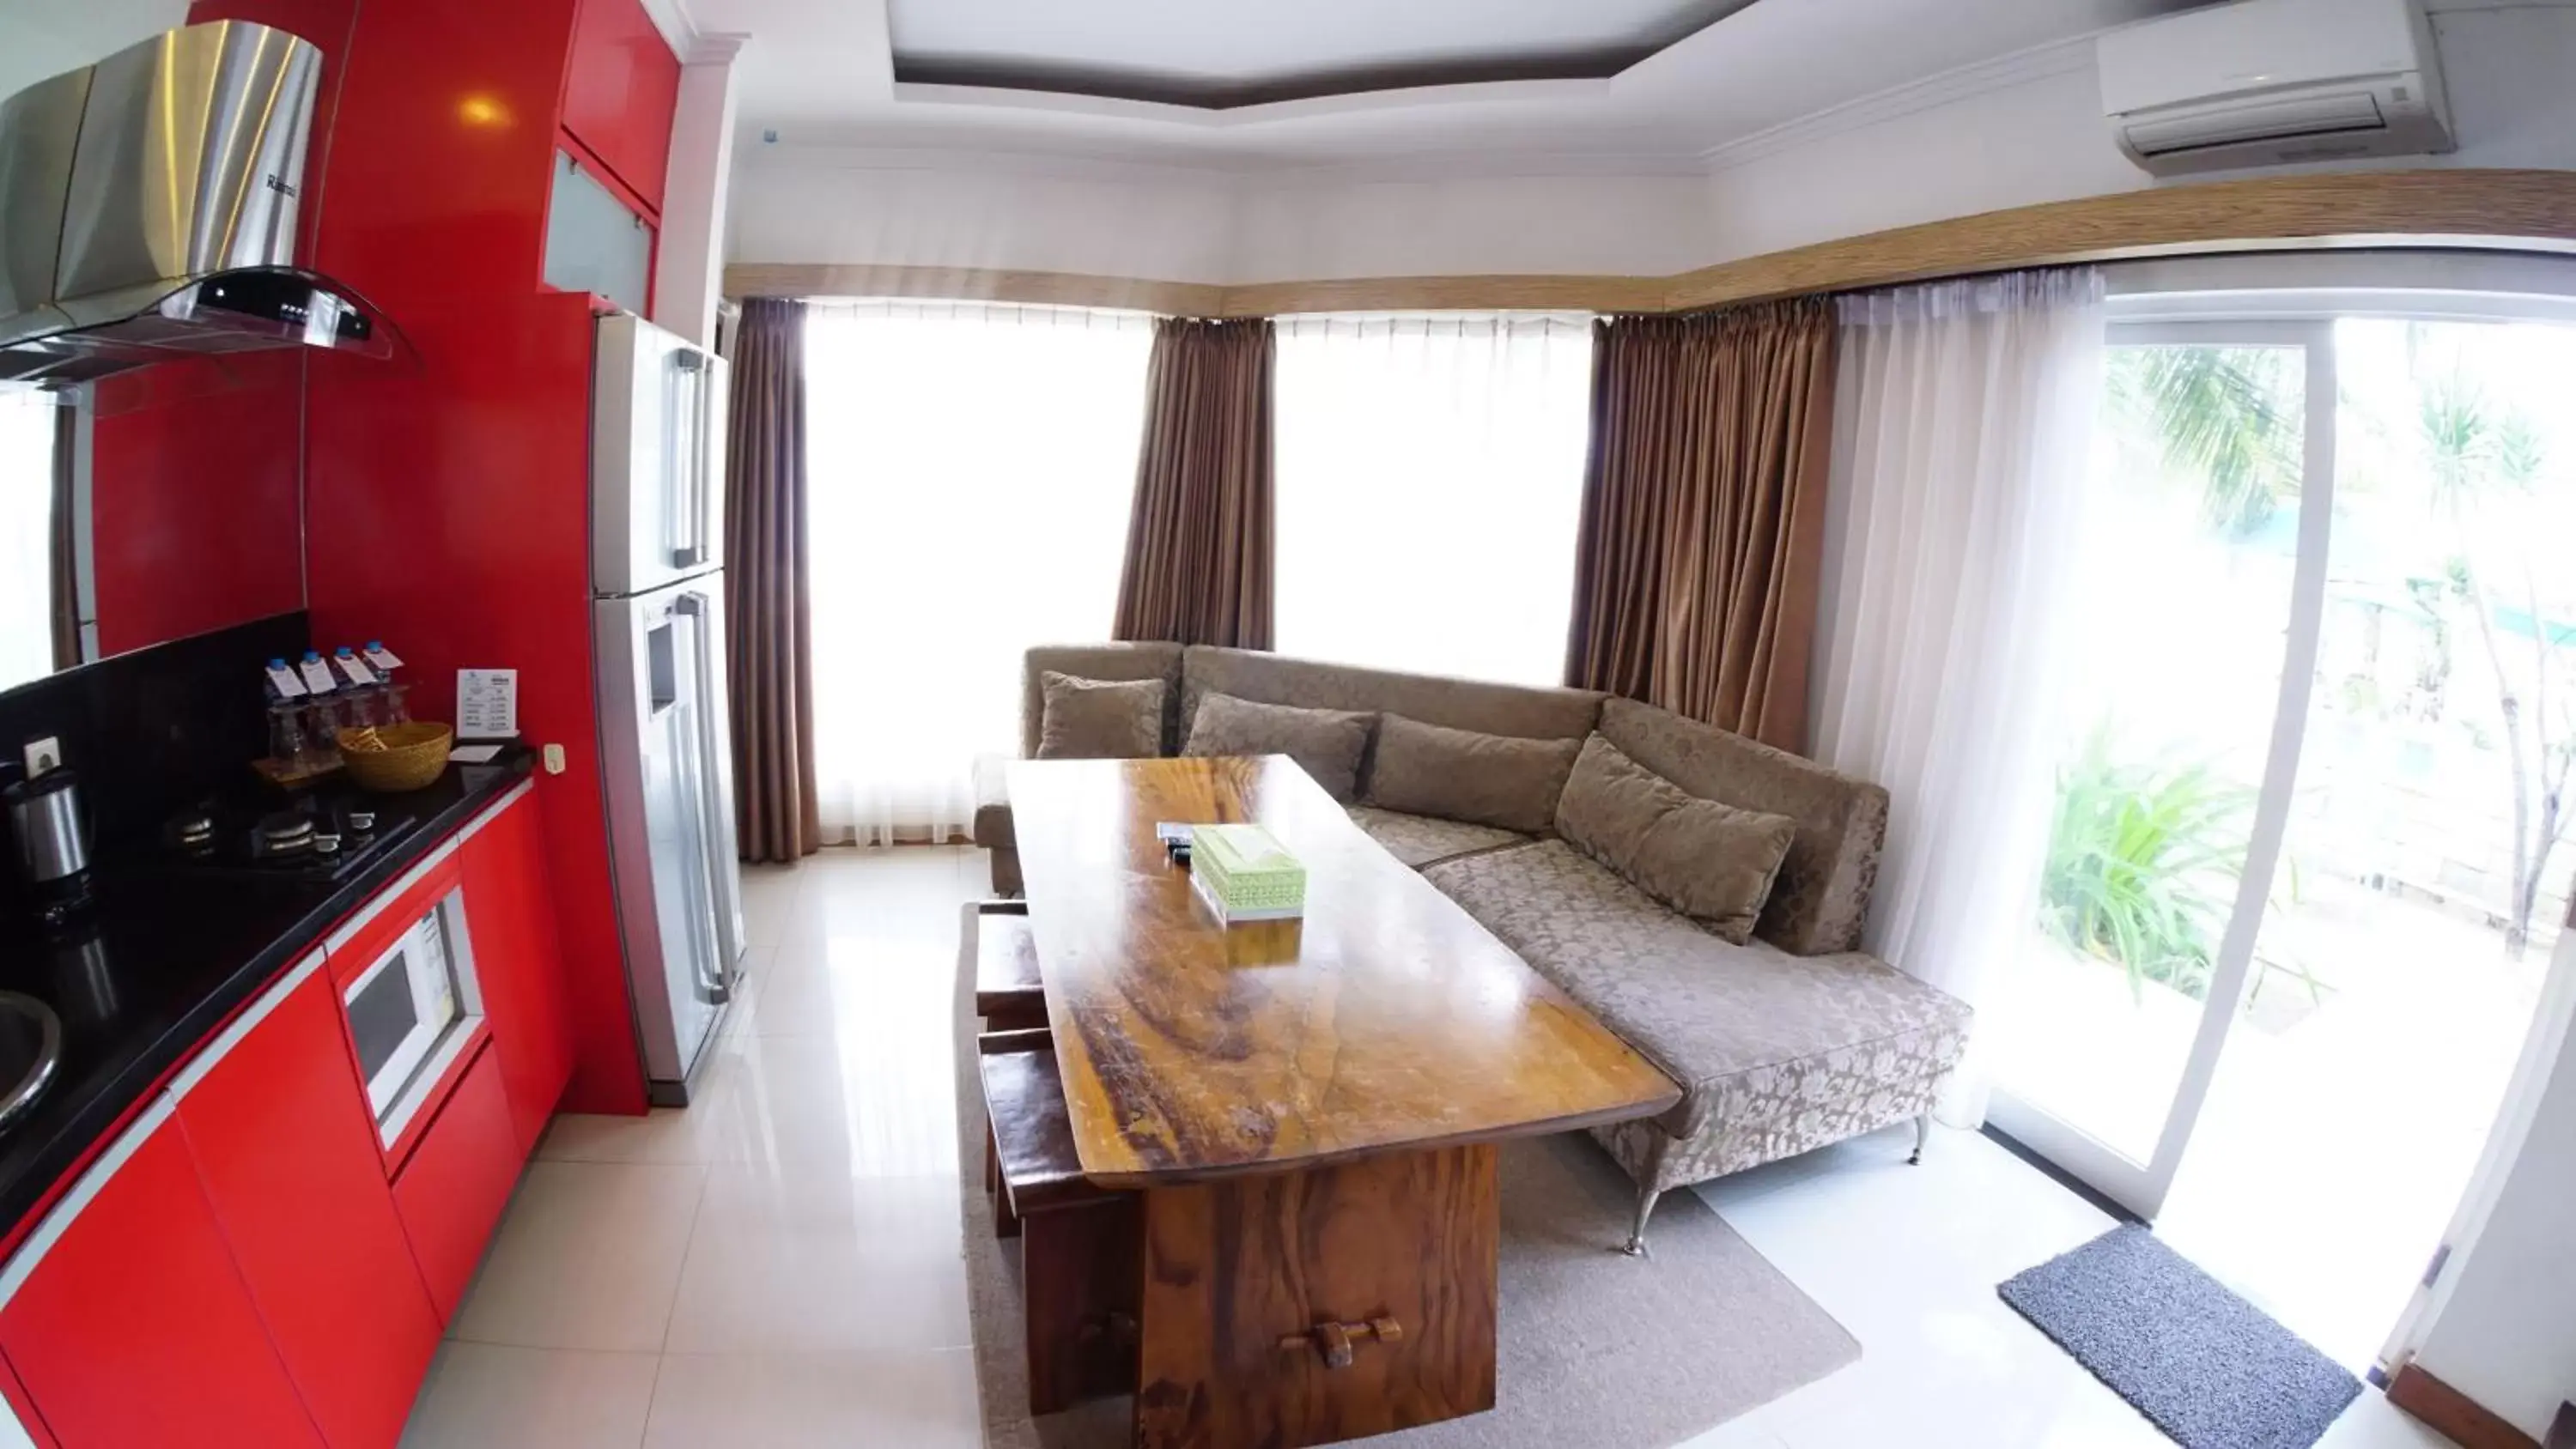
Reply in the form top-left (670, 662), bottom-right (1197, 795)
top-left (675, 589), bottom-right (737, 997)
top-left (670, 350), bottom-right (708, 571)
top-left (692, 349), bottom-right (720, 571)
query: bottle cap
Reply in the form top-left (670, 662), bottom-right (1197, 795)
top-left (367, 640), bottom-right (384, 650)
top-left (336, 646), bottom-right (356, 656)
top-left (303, 650), bottom-right (324, 661)
top-left (269, 658), bottom-right (287, 668)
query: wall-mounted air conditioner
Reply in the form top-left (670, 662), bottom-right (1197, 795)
top-left (2098, 0), bottom-right (2453, 177)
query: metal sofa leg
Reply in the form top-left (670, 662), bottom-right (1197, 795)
top-left (1623, 1185), bottom-right (1663, 1258)
top-left (1909, 1112), bottom-right (1932, 1166)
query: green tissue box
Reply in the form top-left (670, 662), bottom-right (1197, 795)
top-left (1189, 823), bottom-right (1306, 922)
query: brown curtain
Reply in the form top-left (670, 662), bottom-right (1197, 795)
top-left (48, 403), bottom-right (80, 670)
top-left (1111, 317), bottom-right (1275, 648)
top-left (723, 298), bottom-right (821, 862)
top-left (1563, 298), bottom-right (1838, 753)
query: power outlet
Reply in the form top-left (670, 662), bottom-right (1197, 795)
top-left (21, 737), bottom-right (62, 778)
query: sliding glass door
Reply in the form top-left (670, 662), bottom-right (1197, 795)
top-left (1985, 320), bottom-right (2338, 1218)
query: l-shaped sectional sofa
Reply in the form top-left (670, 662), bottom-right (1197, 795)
top-left (972, 643), bottom-right (1972, 1250)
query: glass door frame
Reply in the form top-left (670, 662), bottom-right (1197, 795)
top-left (1985, 318), bottom-right (2339, 1222)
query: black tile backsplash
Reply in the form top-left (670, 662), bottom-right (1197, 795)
top-left (0, 613), bottom-right (307, 881)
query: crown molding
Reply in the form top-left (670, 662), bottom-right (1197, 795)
top-left (686, 32), bottom-right (745, 67)
top-left (1699, 35), bottom-right (2097, 172)
top-left (636, 0), bottom-right (698, 58)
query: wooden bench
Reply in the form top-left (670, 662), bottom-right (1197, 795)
top-left (967, 900), bottom-right (1046, 1034)
top-left (979, 1028), bottom-right (1141, 1416)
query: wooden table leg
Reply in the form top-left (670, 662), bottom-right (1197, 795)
top-left (1134, 1142), bottom-right (1499, 1449)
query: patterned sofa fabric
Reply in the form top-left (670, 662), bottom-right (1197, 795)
top-left (1596, 698), bottom-right (1888, 957)
top-left (1421, 840), bottom-right (1969, 1149)
top-left (1364, 713), bottom-right (1583, 835)
top-left (1345, 806), bottom-right (1528, 870)
top-left (1182, 693), bottom-right (1376, 803)
top-left (1179, 646), bottom-right (1604, 764)
top-left (1018, 642), bottom-right (1185, 759)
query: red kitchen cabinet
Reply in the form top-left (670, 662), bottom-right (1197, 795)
top-left (0, 1109), bottom-right (325, 1449)
top-left (0, 1352), bottom-right (58, 1448)
top-left (175, 956), bottom-right (441, 1449)
top-left (561, 0), bottom-right (679, 214)
top-left (392, 1043), bottom-right (520, 1323)
top-left (461, 789), bottom-right (576, 1155)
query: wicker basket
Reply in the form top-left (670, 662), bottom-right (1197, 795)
top-left (336, 722), bottom-right (454, 793)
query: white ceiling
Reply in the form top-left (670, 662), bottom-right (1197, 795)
top-left (687, 0), bottom-right (2218, 171)
top-left (884, 0), bottom-right (1760, 108)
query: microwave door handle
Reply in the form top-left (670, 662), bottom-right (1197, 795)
top-left (674, 591), bottom-right (736, 997)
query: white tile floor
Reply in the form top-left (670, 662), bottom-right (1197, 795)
top-left (399, 846), bottom-right (2456, 1449)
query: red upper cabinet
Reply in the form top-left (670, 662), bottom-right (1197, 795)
top-left (174, 955), bottom-right (442, 1449)
top-left (460, 788), bottom-right (576, 1155)
top-left (561, 0), bottom-right (680, 215)
top-left (0, 1109), bottom-right (325, 1449)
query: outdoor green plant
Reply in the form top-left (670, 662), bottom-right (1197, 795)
top-left (2109, 344), bottom-right (2300, 536)
top-left (2038, 725), bottom-right (2258, 1003)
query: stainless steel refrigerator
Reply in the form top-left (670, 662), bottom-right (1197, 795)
top-left (590, 311), bottom-right (745, 1106)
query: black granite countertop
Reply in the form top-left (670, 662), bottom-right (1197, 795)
top-left (0, 749), bottom-right (537, 1243)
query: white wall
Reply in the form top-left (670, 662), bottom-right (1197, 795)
top-left (1228, 171), bottom-right (1715, 281)
top-left (1698, 3), bottom-right (2576, 266)
top-left (728, 3), bottom-right (2576, 287)
top-left (729, 150), bottom-right (1244, 282)
top-left (728, 150), bottom-right (1716, 284)
top-left (2412, 946), bottom-right (2576, 1437)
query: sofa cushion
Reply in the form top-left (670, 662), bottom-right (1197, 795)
top-left (1556, 735), bottom-right (1796, 946)
top-left (972, 755), bottom-right (1014, 850)
top-left (1423, 840), bottom-right (1970, 1142)
top-left (1179, 646), bottom-right (1603, 761)
top-left (1035, 671), bottom-right (1165, 760)
top-left (1019, 643), bottom-right (1185, 758)
top-left (1182, 692), bottom-right (1375, 803)
top-left (1597, 698), bottom-right (1888, 956)
top-left (1363, 714), bottom-right (1582, 835)
top-left (1346, 806), bottom-right (1527, 870)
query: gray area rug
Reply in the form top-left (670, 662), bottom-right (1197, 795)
top-left (947, 946), bottom-right (1859, 1449)
top-left (1999, 1224), bottom-right (2362, 1449)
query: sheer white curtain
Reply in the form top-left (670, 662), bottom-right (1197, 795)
top-left (1274, 313), bottom-right (1593, 687)
top-left (803, 301), bottom-right (1151, 845)
top-left (0, 388), bottom-right (57, 694)
top-left (1810, 269), bottom-right (2107, 1121)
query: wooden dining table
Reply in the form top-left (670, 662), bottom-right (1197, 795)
top-left (1006, 754), bottom-right (1680, 1449)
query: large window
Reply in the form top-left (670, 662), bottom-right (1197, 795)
top-left (803, 301), bottom-right (1151, 845)
top-left (1273, 313), bottom-right (1593, 688)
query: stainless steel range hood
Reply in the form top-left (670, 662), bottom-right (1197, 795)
top-left (0, 21), bottom-right (392, 387)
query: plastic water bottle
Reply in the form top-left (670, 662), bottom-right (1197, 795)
top-left (332, 646), bottom-right (382, 728)
top-left (262, 658), bottom-right (309, 764)
top-left (365, 640), bottom-right (410, 724)
top-left (301, 649), bottom-right (343, 747)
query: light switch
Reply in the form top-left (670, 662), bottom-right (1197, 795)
top-left (21, 737), bottom-right (61, 777)
top-left (543, 743), bottom-right (567, 775)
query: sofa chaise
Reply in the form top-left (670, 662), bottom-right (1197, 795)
top-left (973, 642), bottom-right (1971, 1252)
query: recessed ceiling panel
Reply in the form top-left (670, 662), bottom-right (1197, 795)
top-left (886, 0), bottom-right (1769, 109)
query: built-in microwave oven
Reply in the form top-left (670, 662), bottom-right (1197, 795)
top-left (343, 888), bottom-right (483, 1146)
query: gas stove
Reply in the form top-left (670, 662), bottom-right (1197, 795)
top-left (161, 797), bottom-right (421, 884)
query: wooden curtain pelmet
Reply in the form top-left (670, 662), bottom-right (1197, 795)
top-left (1563, 298), bottom-right (1838, 753)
